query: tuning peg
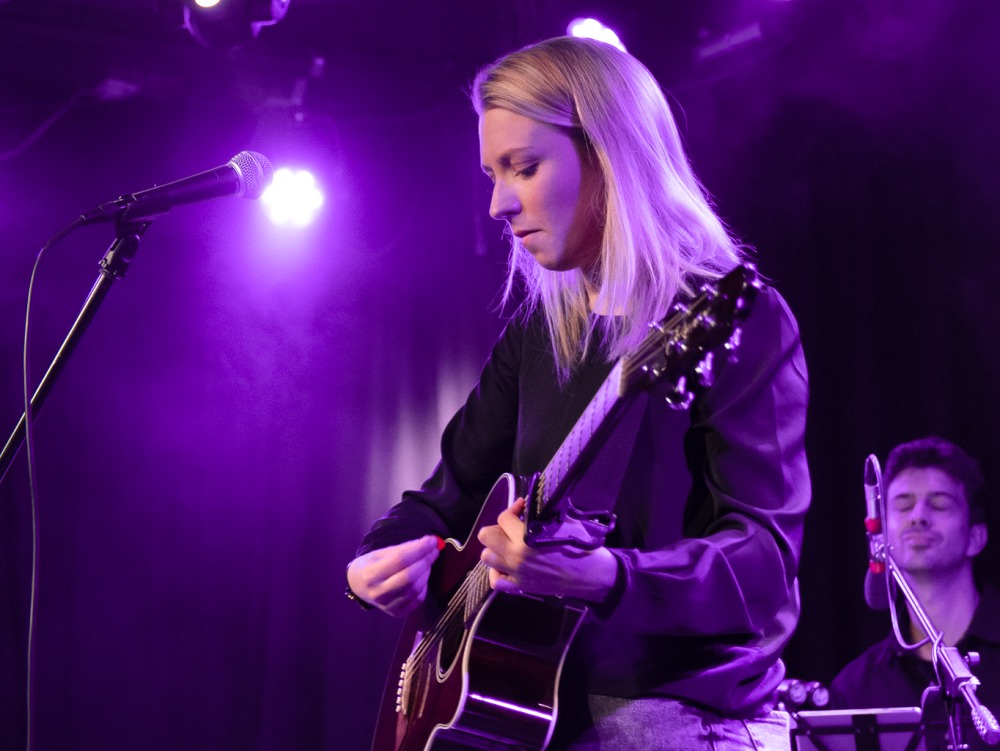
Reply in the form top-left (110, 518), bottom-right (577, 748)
top-left (664, 376), bottom-right (693, 410)
top-left (724, 328), bottom-right (742, 352)
top-left (804, 681), bottom-right (830, 709)
top-left (778, 679), bottom-right (808, 707)
top-left (665, 390), bottom-right (694, 411)
top-left (695, 352), bottom-right (714, 387)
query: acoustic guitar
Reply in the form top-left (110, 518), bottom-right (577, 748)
top-left (372, 264), bottom-right (760, 751)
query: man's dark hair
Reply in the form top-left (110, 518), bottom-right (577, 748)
top-left (884, 436), bottom-right (987, 525)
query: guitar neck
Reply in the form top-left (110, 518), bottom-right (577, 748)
top-left (526, 264), bottom-right (757, 543)
top-left (536, 360), bottom-right (627, 509)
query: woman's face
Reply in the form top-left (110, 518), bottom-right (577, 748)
top-left (479, 108), bottom-right (605, 274)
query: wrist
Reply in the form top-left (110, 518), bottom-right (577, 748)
top-left (575, 547), bottom-right (621, 604)
top-left (345, 581), bottom-right (375, 610)
top-left (345, 566), bottom-right (374, 611)
top-left (595, 547), bottom-right (622, 602)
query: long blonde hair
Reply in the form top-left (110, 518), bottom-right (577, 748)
top-left (472, 37), bottom-right (746, 379)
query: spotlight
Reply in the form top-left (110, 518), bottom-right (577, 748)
top-left (260, 167), bottom-right (323, 227)
top-left (182, 0), bottom-right (291, 49)
top-left (567, 17), bottom-right (627, 52)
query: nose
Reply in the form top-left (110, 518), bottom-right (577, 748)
top-left (489, 178), bottom-right (520, 221)
top-left (906, 500), bottom-right (931, 527)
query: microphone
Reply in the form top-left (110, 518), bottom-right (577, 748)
top-left (80, 150), bottom-right (273, 225)
top-left (864, 454), bottom-right (891, 610)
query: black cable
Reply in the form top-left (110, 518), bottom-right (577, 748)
top-left (21, 216), bottom-right (85, 751)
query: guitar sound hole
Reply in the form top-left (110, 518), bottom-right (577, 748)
top-left (436, 612), bottom-right (466, 678)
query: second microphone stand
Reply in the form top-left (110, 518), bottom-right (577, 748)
top-left (884, 554), bottom-right (998, 747)
top-left (867, 455), bottom-right (1000, 748)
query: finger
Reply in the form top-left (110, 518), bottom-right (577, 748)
top-left (496, 505), bottom-right (525, 539)
top-left (382, 547), bottom-right (437, 589)
top-left (349, 538), bottom-right (442, 616)
top-left (370, 536), bottom-right (441, 582)
top-left (492, 572), bottom-right (521, 594)
top-left (477, 523), bottom-right (510, 551)
top-left (382, 585), bottom-right (429, 618)
top-left (374, 562), bottom-right (432, 609)
top-left (498, 497), bottom-right (526, 524)
top-left (393, 535), bottom-right (445, 566)
top-left (480, 547), bottom-right (512, 574)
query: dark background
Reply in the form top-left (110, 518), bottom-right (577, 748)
top-left (1, 0), bottom-right (998, 748)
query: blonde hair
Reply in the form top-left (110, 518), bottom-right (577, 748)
top-left (472, 36), bottom-right (746, 379)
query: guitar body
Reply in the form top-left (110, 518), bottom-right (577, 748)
top-left (371, 474), bottom-right (588, 751)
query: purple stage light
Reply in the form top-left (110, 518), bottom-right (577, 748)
top-left (182, 0), bottom-right (291, 49)
top-left (260, 167), bottom-right (324, 227)
top-left (567, 17), bottom-right (626, 52)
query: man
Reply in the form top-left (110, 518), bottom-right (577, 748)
top-left (829, 436), bottom-right (1000, 749)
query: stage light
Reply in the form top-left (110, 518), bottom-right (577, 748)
top-left (260, 167), bottom-right (323, 227)
top-left (182, 0), bottom-right (291, 49)
top-left (567, 17), bottom-right (626, 52)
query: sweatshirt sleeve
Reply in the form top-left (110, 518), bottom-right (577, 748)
top-left (596, 286), bottom-right (811, 637)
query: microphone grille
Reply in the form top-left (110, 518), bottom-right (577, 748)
top-left (229, 150), bottom-right (274, 200)
top-left (864, 569), bottom-right (891, 610)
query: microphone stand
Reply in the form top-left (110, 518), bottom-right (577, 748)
top-left (0, 218), bottom-right (153, 485)
top-left (881, 550), bottom-right (1000, 748)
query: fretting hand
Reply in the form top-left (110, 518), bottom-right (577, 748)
top-left (477, 498), bottom-right (619, 603)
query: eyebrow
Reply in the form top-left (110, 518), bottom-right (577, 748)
top-left (481, 147), bottom-right (536, 175)
top-left (890, 491), bottom-right (959, 502)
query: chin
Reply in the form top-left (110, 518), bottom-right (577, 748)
top-left (530, 254), bottom-right (563, 271)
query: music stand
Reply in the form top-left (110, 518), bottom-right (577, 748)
top-left (791, 708), bottom-right (926, 751)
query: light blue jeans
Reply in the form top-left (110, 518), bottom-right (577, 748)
top-left (560, 695), bottom-right (791, 750)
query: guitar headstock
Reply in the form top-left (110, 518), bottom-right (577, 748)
top-left (622, 263), bottom-right (760, 407)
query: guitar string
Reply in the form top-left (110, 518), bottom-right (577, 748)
top-left (401, 561), bottom-right (489, 712)
top-left (406, 560), bottom-right (489, 671)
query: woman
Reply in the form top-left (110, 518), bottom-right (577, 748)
top-left (347, 36), bottom-right (810, 750)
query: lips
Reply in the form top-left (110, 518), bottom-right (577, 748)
top-left (901, 531), bottom-right (937, 547)
top-left (513, 229), bottom-right (538, 239)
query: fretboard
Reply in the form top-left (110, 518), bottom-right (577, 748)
top-left (537, 359), bottom-right (626, 507)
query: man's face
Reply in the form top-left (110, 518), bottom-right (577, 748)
top-left (886, 466), bottom-right (985, 578)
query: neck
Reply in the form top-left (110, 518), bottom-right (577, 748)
top-left (904, 565), bottom-right (979, 660)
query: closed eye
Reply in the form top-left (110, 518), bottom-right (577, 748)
top-left (514, 163), bottom-right (539, 178)
top-left (929, 495), bottom-right (958, 511)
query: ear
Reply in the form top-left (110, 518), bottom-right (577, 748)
top-left (967, 523), bottom-right (988, 558)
